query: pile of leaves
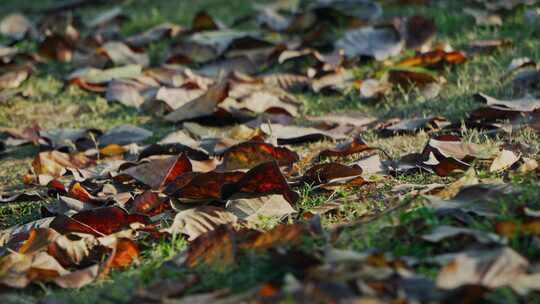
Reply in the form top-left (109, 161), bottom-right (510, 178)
top-left (1, 0), bottom-right (540, 303)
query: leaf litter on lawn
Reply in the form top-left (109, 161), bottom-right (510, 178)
top-left (1, 0), bottom-right (540, 303)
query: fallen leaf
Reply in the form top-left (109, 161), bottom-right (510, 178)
top-left (99, 41), bottom-right (149, 67)
top-left (0, 13), bottom-right (32, 40)
top-left (122, 154), bottom-right (192, 190)
top-left (68, 65), bottom-right (143, 92)
top-left (164, 79), bottom-right (230, 122)
top-left (397, 50), bottom-right (466, 68)
top-left (138, 143), bottom-right (210, 162)
top-left (474, 93), bottom-right (540, 112)
top-left (167, 206), bottom-right (238, 241)
top-left (50, 206), bottom-right (149, 236)
top-left (239, 223), bottom-right (306, 250)
top-left (128, 191), bottom-right (170, 216)
top-left (0, 65), bottom-right (31, 90)
top-left (32, 151), bottom-right (94, 180)
top-left (380, 116), bottom-right (449, 135)
top-left (318, 136), bottom-right (373, 158)
top-left (336, 25), bottom-right (403, 60)
top-left (182, 224), bottom-right (236, 267)
top-left (301, 163), bottom-right (366, 189)
top-left (164, 171), bottom-right (245, 203)
top-left (219, 141), bottom-right (299, 170)
top-left (108, 238), bottom-right (139, 269)
top-left (105, 79), bottom-right (147, 108)
top-left (437, 247), bottom-right (540, 294)
top-left (221, 161), bottom-right (299, 203)
top-left (226, 194), bottom-right (296, 223)
top-left (422, 225), bottom-right (506, 245)
top-left (258, 123), bottom-right (343, 145)
top-left (126, 23), bottom-right (183, 48)
top-left (490, 149), bottom-right (520, 172)
top-left (98, 124), bottom-right (152, 147)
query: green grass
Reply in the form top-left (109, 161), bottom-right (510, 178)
top-left (1, 0), bottom-right (540, 303)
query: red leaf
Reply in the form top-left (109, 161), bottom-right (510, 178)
top-left (221, 161), bottom-right (299, 203)
top-left (128, 191), bottom-right (171, 216)
top-left (50, 207), bottom-right (149, 236)
top-left (318, 136), bottom-right (372, 158)
top-left (164, 171), bottom-right (245, 203)
top-left (219, 141), bottom-right (299, 170)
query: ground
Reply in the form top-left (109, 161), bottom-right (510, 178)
top-left (1, 0), bottom-right (540, 303)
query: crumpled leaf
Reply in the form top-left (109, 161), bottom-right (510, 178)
top-left (421, 134), bottom-right (497, 176)
top-left (39, 128), bottom-right (101, 152)
top-left (0, 217), bottom-right (55, 247)
top-left (226, 194), bottom-right (296, 223)
top-left (0, 251), bottom-right (70, 288)
top-left (167, 206), bottom-right (238, 241)
top-left (437, 247), bottom-right (540, 294)
top-left (490, 149), bottom-right (520, 172)
top-left (32, 151), bottom-right (94, 181)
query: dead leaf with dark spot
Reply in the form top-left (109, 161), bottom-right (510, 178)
top-left (121, 154), bottom-right (192, 190)
top-left (219, 141), bottom-right (299, 170)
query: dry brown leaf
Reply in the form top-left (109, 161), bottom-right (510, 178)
top-left (226, 194), bottom-right (296, 223)
top-left (167, 206), bottom-right (238, 241)
top-left (437, 248), bottom-right (540, 294)
top-left (121, 155), bottom-right (192, 190)
top-left (164, 79), bottom-right (230, 122)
